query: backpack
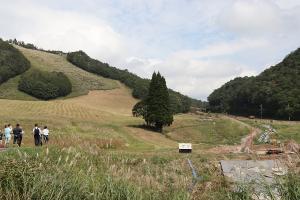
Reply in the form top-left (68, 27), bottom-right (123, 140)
top-left (34, 128), bottom-right (40, 135)
top-left (13, 128), bottom-right (18, 135)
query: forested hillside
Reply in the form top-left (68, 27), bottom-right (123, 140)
top-left (1, 38), bottom-right (205, 113)
top-left (67, 51), bottom-right (201, 113)
top-left (0, 39), bottom-right (30, 83)
top-left (208, 48), bottom-right (300, 120)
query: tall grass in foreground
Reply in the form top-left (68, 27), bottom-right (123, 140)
top-left (226, 173), bottom-right (300, 200)
top-left (0, 146), bottom-right (299, 200)
top-left (0, 148), bottom-right (189, 200)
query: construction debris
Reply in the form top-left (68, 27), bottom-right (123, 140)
top-left (220, 160), bottom-right (287, 184)
top-left (284, 140), bottom-right (300, 153)
top-left (258, 125), bottom-right (277, 144)
top-left (266, 149), bottom-right (284, 155)
top-left (220, 160), bottom-right (287, 199)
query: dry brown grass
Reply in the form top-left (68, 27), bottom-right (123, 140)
top-left (0, 84), bottom-right (178, 150)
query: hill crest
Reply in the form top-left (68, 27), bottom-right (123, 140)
top-left (208, 47), bottom-right (300, 120)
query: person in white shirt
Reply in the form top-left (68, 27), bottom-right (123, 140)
top-left (42, 126), bottom-right (49, 144)
top-left (4, 124), bottom-right (12, 147)
top-left (33, 124), bottom-right (42, 146)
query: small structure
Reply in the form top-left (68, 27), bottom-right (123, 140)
top-left (179, 143), bottom-right (192, 153)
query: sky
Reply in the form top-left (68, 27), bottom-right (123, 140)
top-left (1, 0), bottom-right (300, 100)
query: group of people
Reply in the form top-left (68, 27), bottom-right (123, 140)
top-left (0, 123), bottom-right (49, 147)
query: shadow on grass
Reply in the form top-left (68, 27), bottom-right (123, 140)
top-left (127, 124), bottom-right (162, 133)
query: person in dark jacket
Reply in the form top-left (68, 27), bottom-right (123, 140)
top-left (12, 125), bottom-right (18, 144)
top-left (33, 124), bottom-right (42, 146)
top-left (13, 124), bottom-right (23, 147)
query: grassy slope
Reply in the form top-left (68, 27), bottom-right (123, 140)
top-left (0, 72), bottom-right (251, 152)
top-left (166, 114), bottom-right (250, 147)
top-left (0, 87), bottom-right (251, 152)
top-left (0, 85), bottom-right (178, 151)
top-left (0, 46), bottom-right (118, 100)
top-left (238, 118), bottom-right (300, 143)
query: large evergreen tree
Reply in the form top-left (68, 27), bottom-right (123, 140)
top-left (133, 72), bottom-right (173, 132)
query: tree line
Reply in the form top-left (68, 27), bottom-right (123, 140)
top-left (7, 38), bottom-right (65, 55)
top-left (0, 39), bottom-right (30, 84)
top-left (208, 48), bottom-right (300, 120)
top-left (67, 51), bottom-right (202, 113)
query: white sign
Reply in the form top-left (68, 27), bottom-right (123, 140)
top-left (178, 143), bottom-right (192, 150)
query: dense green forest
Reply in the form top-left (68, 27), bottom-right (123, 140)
top-left (208, 48), bottom-right (300, 120)
top-left (18, 69), bottom-right (72, 100)
top-left (67, 51), bottom-right (200, 113)
top-left (0, 39), bottom-right (30, 84)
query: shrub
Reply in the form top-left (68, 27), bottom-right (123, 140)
top-left (0, 39), bottom-right (30, 84)
top-left (18, 69), bottom-right (72, 100)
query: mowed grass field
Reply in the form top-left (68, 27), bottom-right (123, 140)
top-left (0, 84), bottom-right (250, 151)
top-left (0, 82), bottom-right (181, 151)
top-left (0, 46), bottom-right (118, 100)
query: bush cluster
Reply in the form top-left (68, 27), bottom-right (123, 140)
top-left (0, 39), bottom-right (30, 84)
top-left (18, 70), bottom-right (72, 100)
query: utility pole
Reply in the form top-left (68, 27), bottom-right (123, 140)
top-left (288, 103), bottom-right (291, 121)
top-left (260, 104), bottom-right (263, 120)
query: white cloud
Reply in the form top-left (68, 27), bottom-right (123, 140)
top-left (0, 0), bottom-right (300, 100)
top-left (0, 0), bottom-right (128, 65)
top-left (220, 0), bottom-right (282, 36)
top-left (219, 0), bottom-right (300, 43)
top-left (126, 39), bottom-right (262, 100)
